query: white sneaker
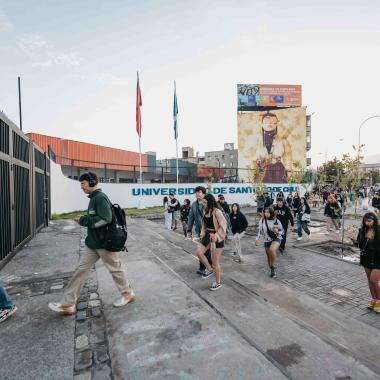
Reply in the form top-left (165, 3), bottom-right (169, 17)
top-left (296, 236), bottom-right (303, 241)
top-left (113, 293), bottom-right (136, 307)
top-left (48, 302), bottom-right (76, 315)
top-left (335, 230), bottom-right (340, 234)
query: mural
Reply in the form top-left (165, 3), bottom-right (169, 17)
top-left (238, 107), bottom-right (307, 183)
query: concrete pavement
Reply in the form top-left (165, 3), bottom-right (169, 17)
top-left (1, 217), bottom-right (380, 379)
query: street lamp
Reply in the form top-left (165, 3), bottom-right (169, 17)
top-left (216, 157), bottom-right (221, 181)
top-left (358, 115), bottom-right (380, 182)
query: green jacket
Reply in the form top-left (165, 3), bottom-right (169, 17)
top-left (79, 189), bottom-right (112, 249)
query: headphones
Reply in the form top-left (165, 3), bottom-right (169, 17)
top-left (87, 172), bottom-right (98, 188)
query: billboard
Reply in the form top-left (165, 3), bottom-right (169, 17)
top-left (238, 107), bottom-right (307, 183)
top-left (238, 84), bottom-right (302, 110)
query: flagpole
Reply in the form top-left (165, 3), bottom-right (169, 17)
top-left (174, 81), bottom-right (179, 185)
top-left (139, 136), bottom-right (142, 184)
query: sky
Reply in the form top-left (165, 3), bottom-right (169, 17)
top-left (1, 0), bottom-right (380, 167)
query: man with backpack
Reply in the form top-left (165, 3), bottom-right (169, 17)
top-left (187, 186), bottom-right (212, 275)
top-left (48, 172), bottom-right (134, 315)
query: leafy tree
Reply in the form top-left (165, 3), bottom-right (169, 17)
top-left (286, 162), bottom-right (311, 196)
top-left (247, 162), bottom-right (266, 198)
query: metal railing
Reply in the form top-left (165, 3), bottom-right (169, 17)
top-left (49, 152), bottom-right (311, 184)
top-left (0, 112), bottom-right (51, 269)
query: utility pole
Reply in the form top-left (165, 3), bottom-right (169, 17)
top-left (18, 76), bottom-right (23, 131)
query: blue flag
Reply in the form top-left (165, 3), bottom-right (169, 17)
top-left (173, 84), bottom-right (178, 139)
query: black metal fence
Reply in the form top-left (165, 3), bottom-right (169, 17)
top-left (0, 112), bottom-right (51, 269)
top-left (51, 153), bottom-right (312, 185)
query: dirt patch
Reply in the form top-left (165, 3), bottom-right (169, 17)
top-left (310, 241), bottom-right (360, 263)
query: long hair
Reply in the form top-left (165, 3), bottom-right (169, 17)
top-left (359, 212), bottom-right (380, 243)
top-left (300, 197), bottom-right (311, 213)
top-left (204, 193), bottom-right (218, 213)
top-left (263, 207), bottom-right (276, 220)
top-left (163, 196), bottom-right (168, 205)
top-left (231, 203), bottom-right (241, 215)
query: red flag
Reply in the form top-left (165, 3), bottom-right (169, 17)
top-left (136, 73), bottom-right (142, 137)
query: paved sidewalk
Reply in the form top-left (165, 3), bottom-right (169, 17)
top-left (1, 217), bottom-right (380, 379)
top-left (0, 220), bottom-right (80, 380)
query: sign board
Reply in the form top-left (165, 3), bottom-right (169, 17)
top-left (238, 84), bottom-right (302, 110)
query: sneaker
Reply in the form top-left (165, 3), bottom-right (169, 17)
top-left (368, 299), bottom-right (376, 310)
top-left (0, 306), bottom-right (17, 323)
top-left (48, 302), bottom-right (75, 315)
top-left (233, 257), bottom-right (242, 263)
top-left (296, 236), bottom-right (303, 241)
top-left (196, 269), bottom-right (205, 275)
top-left (270, 267), bottom-right (277, 278)
top-left (202, 269), bottom-right (214, 279)
top-left (335, 230), bottom-right (340, 234)
top-left (210, 282), bottom-right (222, 291)
top-left (373, 300), bottom-right (380, 313)
top-left (113, 293), bottom-right (136, 307)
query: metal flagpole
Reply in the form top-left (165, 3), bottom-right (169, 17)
top-left (174, 81), bottom-right (179, 184)
top-left (176, 137), bottom-right (179, 184)
top-left (139, 136), bottom-right (142, 183)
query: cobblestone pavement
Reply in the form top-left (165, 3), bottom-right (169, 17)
top-left (238, 234), bottom-right (380, 330)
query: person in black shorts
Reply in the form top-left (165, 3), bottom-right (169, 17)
top-left (351, 212), bottom-right (380, 313)
top-left (196, 194), bottom-right (227, 291)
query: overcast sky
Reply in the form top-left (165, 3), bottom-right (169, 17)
top-left (1, 0), bottom-right (379, 166)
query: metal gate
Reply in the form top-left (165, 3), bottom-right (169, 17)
top-left (0, 112), bottom-right (51, 269)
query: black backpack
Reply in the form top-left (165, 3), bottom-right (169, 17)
top-left (97, 203), bottom-right (128, 252)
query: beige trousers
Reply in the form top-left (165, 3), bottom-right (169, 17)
top-left (62, 246), bottom-right (133, 305)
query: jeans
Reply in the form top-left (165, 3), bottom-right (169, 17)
top-left (280, 226), bottom-right (288, 249)
top-left (0, 285), bottom-right (13, 310)
top-left (297, 219), bottom-right (310, 237)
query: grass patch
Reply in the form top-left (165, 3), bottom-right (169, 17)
top-left (52, 206), bottom-right (165, 220)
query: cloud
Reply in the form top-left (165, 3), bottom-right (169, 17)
top-left (18, 33), bottom-right (82, 67)
top-left (0, 11), bottom-right (13, 31)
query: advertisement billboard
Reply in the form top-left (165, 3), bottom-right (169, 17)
top-left (238, 107), bottom-right (307, 183)
top-left (238, 84), bottom-right (302, 109)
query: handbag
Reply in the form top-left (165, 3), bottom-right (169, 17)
top-left (301, 213), bottom-right (311, 222)
top-left (264, 218), bottom-right (278, 240)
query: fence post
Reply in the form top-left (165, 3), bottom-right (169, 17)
top-left (44, 152), bottom-right (49, 226)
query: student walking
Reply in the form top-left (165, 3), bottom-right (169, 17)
top-left (292, 192), bottom-right (301, 217)
top-left (372, 192), bottom-right (380, 214)
top-left (168, 193), bottom-right (180, 231)
top-left (196, 194), bottom-right (227, 290)
top-left (230, 203), bottom-right (248, 263)
top-left (180, 199), bottom-right (191, 237)
top-left (256, 207), bottom-right (283, 278)
top-left (49, 172), bottom-right (135, 314)
top-left (187, 186), bottom-right (212, 275)
top-left (274, 197), bottom-right (294, 253)
top-left (286, 192), bottom-right (294, 208)
top-left (324, 195), bottom-right (342, 233)
top-left (0, 285), bottom-right (17, 323)
top-left (296, 197), bottom-right (311, 241)
top-left (351, 212), bottom-right (380, 313)
top-left (163, 196), bottom-right (172, 230)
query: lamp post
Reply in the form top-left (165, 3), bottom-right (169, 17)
top-left (357, 116), bottom-right (380, 184)
top-left (216, 157), bottom-right (221, 181)
top-left (356, 115), bottom-right (380, 214)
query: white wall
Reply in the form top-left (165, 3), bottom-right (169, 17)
top-left (51, 161), bottom-right (304, 214)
